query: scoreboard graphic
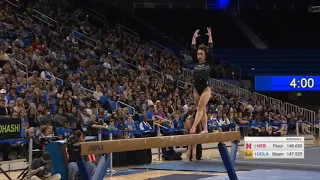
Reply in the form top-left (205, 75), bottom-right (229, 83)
top-left (244, 137), bottom-right (304, 159)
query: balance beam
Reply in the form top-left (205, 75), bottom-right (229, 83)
top-left (74, 131), bottom-right (240, 180)
top-left (76, 131), bottom-right (240, 155)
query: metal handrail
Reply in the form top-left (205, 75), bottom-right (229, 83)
top-left (133, 3), bottom-right (172, 9)
top-left (150, 68), bottom-right (165, 82)
top-left (212, 92), bottom-right (222, 100)
top-left (32, 9), bottom-right (57, 27)
top-left (111, 55), bottom-right (137, 69)
top-left (154, 122), bottom-right (169, 129)
top-left (32, 15), bottom-right (55, 27)
top-left (177, 80), bottom-right (188, 89)
top-left (33, 9), bottom-right (58, 24)
top-left (117, 24), bottom-right (139, 39)
top-left (150, 40), bottom-right (173, 55)
top-left (71, 30), bottom-right (98, 47)
top-left (5, 0), bottom-right (18, 8)
top-left (84, 7), bottom-right (106, 23)
top-left (10, 58), bottom-right (28, 79)
top-left (80, 87), bottom-right (97, 102)
top-left (110, 50), bottom-right (138, 67)
top-left (116, 101), bottom-right (135, 115)
top-left (45, 78), bottom-right (63, 87)
top-left (268, 112), bottom-right (273, 123)
top-left (154, 115), bottom-right (174, 126)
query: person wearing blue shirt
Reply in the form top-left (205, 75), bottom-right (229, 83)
top-left (146, 105), bottom-right (155, 121)
top-left (40, 71), bottom-right (54, 81)
top-left (108, 119), bottom-right (118, 131)
top-left (6, 87), bottom-right (18, 103)
top-left (173, 114), bottom-right (184, 130)
top-left (125, 116), bottom-right (137, 138)
top-left (139, 117), bottom-right (152, 131)
top-left (250, 118), bottom-right (262, 136)
top-left (58, 121), bottom-right (72, 138)
top-left (108, 95), bottom-right (117, 111)
top-left (207, 112), bottom-right (222, 132)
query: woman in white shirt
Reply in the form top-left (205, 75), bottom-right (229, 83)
top-left (219, 113), bottom-right (230, 131)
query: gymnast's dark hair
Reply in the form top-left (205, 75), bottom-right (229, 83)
top-left (197, 44), bottom-right (209, 56)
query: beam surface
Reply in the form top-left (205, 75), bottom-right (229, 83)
top-left (79, 131), bottom-right (241, 155)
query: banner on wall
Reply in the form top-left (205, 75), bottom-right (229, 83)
top-left (0, 118), bottom-right (22, 140)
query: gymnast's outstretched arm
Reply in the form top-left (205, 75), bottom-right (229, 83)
top-left (191, 29), bottom-right (200, 61)
top-left (206, 27), bottom-right (215, 64)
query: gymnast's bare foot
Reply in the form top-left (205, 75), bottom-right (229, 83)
top-left (186, 148), bottom-right (191, 161)
top-left (186, 154), bottom-right (190, 161)
top-left (186, 155), bottom-right (191, 161)
top-left (192, 152), bottom-right (196, 161)
top-left (200, 130), bottom-right (208, 134)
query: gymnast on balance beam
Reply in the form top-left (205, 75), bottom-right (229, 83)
top-left (189, 27), bottom-right (214, 135)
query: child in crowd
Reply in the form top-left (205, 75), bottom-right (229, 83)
top-left (58, 120), bottom-right (72, 138)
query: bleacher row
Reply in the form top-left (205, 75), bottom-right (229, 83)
top-left (14, 120), bottom-right (320, 140)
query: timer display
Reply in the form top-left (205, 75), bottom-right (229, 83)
top-left (255, 76), bottom-right (320, 91)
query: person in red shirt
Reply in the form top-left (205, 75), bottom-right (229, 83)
top-left (32, 38), bottom-right (42, 51)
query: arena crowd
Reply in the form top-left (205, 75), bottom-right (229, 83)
top-left (0, 1), bottom-right (313, 178)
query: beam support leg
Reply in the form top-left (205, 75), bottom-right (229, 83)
top-left (230, 140), bottom-right (239, 165)
top-left (76, 158), bottom-right (91, 180)
top-left (92, 154), bottom-right (111, 180)
top-left (218, 142), bottom-right (238, 180)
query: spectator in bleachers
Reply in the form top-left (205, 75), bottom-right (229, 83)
top-left (108, 118), bottom-right (118, 131)
top-left (53, 107), bottom-right (67, 127)
top-left (0, 97), bottom-right (10, 117)
top-left (155, 105), bottom-right (166, 119)
top-left (208, 111), bottom-right (221, 132)
top-left (0, 89), bottom-right (8, 106)
top-left (58, 120), bottom-right (72, 138)
top-left (93, 85), bottom-right (103, 101)
top-left (87, 114), bottom-right (107, 136)
top-left (219, 112), bottom-right (230, 131)
top-left (238, 112), bottom-right (250, 136)
top-left (173, 114), bottom-right (184, 130)
top-left (19, 109), bottom-right (29, 130)
top-left (250, 118), bottom-right (263, 136)
top-left (25, 127), bottom-right (41, 151)
top-left (146, 105), bottom-right (155, 121)
top-left (37, 126), bottom-right (53, 141)
top-left (139, 115), bottom-right (152, 131)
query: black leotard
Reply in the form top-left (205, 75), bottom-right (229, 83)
top-left (192, 43), bottom-right (214, 95)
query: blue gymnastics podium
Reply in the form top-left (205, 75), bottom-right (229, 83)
top-left (46, 136), bottom-right (99, 180)
top-left (74, 132), bottom-right (240, 180)
top-left (45, 141), bottom-right (69, 180)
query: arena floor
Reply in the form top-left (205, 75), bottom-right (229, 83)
top-left (0, 138), bottom-right (318, 180)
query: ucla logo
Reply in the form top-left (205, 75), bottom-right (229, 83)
top-left (244, 150), bottom-right (253, 159)
top-left (88, 145), bottom-right (103, 152)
